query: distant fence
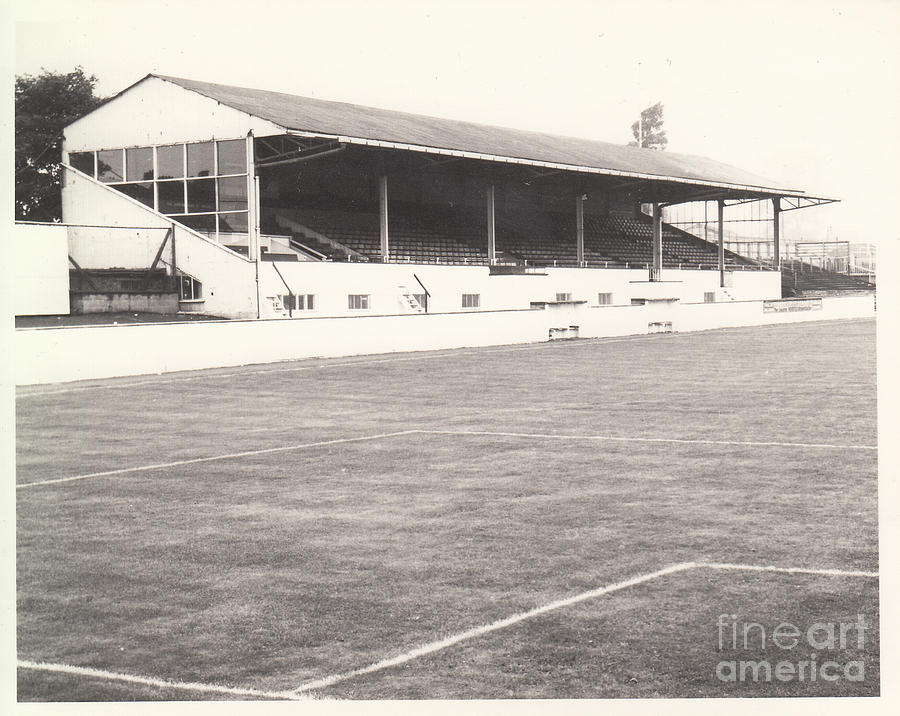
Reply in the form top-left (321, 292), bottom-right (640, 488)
top-left (14, 295), bottom-right (875, 385)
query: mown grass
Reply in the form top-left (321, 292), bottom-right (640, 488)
top-left (16, 318), bottom-right (878, 699)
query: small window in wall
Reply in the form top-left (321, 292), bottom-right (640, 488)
top-left (704, 291), bottom-right (716, 303)
top-left (556, 292), bottom-right (572, 302)
top-left (348, 294), bottom-right (370, 310)
top-left (126, 147), bottom-right (154, 181)
top-left (598, 292), bottom-right (613, 305)
top-left (157, 144), bottom-right (184, 179)
top-left (216, 139), bottom-right (247, 175)
top-left (186, 178), bottom-right (216, 213)
top-left (218, 212), bottom-right (248, 234)
top-left (175, 214), bottom-right (216, 235)
top-left (179, 275), bottom-right (202, 300)
top-left (158, 180), bottom-right (185, 213)
top-left (187, 141), bottom-right (214, 177)
top-left (217, 176), bottom-right (248, 212)
top-left (114, 182), bottom-right (154, 208)
top-left (462, 293), bottom-right (480, 308)
top-left (97, 149), bottom-right (124, 182)
top-left (295, 294), bottom-right (315, 310)
top-left (69, 151), bottom-right (94, 176)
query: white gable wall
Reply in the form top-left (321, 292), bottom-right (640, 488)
top-left (63, 76), bottom-right (284, 155)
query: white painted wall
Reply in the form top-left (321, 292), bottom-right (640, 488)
top-left (14, 295), bottom-right (874, 385)
top-left (63, 76), bottom-right (283, 153)
top-left (63, 167), bottom-right (258, 318)
top-left (259, 260), bottom-right (780, 317)
top-left (13, 223), bottom-right (70, 316)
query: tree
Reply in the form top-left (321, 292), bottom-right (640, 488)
top-left (15, 67), bottom-right (104, 221)
top-left (628, 102), bottom-right (667, 151)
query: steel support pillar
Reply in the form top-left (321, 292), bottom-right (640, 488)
top-left (718, 199), bottom-right (725, 287)
top-left (576, 194), bottom-right (585, 266)
top-left (486, 184), bottom-right (496, 265)
top-left (651, 202), bottom-right (662, 281)
top-left (772, 196), bottom-right (781, 270)
top-left (379, 175), bottom-right (389, 262)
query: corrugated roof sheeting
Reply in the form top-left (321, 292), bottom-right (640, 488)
top-left (154, 75), bottom-right (801, 194)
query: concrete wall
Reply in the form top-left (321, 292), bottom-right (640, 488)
top-left (63, 167), bottom-right (258, 318)
top-left (13, 223), bottom-right (70, 316)
top-left (63, 76), bottom-right (283, 153)
top-left (14, 294), bottom-right (874, 385)
top-left (72, 293), bottom-right (179, 315)
top-left (259, 261), bottom-right (781, 317)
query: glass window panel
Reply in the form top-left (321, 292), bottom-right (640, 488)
top-left (217, 176), bottom-right (248, 212)
top-left (157, 144), bottom-right (183, 179)
top-left (217, 139), bottom-right (246, 175)
top-left (97, 149), bottom-right (124, 182)
top-left (114, 182), bottom-right (154, 208)
top-left (158, 180), bottom-right (185, 214)
top-left (126, 147), bottom-right (153, 181)
top-left (186, 178), bottom-right (216, 213)
top-left (187, 141), bottom-right (214, 177)
top-left (174, 214), bottom-right (216, 235)
top-left (69, 152), bottom-right (94, 176)
top-left (218, 212), bottom-right (248, 234)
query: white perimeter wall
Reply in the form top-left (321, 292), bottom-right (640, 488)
top-left (13, 223), bottom-right (70, 316)
top-left (260, 261), bottom-right (781, 316)
top-left (14, 295), bottom-right (874, 385)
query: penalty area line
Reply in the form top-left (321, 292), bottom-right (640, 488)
top-left (696, 562), bottom-right (879, 579)
top-left (293, 561), bottom-right (697, 693)
top-left (293, 560), bottom-right (878, 693)
top-left (17, 659), bottom-right (307, 700)
top-left (16, 430), bottom-right (419, 489)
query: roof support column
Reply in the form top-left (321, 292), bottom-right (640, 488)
top-left (379, 174), bottom-right (389, 263)
top-left (772, 196), bottom-right (781, 270)
top-left (247, 131), bottom-right (261, 319)
top-left (718, 199), bottom-right (725, 287)
top-left (650, 202), bottom-right (662, 281)
top-left (575, 193), bottom-right (585, 266)
top-left (486, 184), bottom-right (496, 266)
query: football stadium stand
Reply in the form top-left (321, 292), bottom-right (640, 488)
top-left (19, 73), bottom-right (865, 319)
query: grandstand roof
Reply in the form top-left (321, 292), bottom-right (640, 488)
top-left (139, 75), bottom-right (809, 196)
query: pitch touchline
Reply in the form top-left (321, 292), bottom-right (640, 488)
top-left (16, 659), bottom-right (306, 701)
top-left (293, 561), bottom-right (879, 693)
top-left (19, 428), bottom-right (876, 489)
top-left (417, 429), bottom-right (877, 451)
top-left (15, 431), bottom-right (419, 489)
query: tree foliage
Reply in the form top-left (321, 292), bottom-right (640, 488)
top-left (628, 102), bottom-right (667, 151)
top-left (15, 67), bottom-right (104, 221)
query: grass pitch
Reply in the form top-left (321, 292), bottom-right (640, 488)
top-left (16, 318), bottom-right (878, 700)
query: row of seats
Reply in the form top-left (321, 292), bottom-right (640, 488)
top-left (266, 207), bottom-right (753, 267)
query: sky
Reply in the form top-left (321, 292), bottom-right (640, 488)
top-left (7, 0), bottom-right (900, 247)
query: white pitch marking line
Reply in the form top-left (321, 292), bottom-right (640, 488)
top-left (293, 559), bottom-right (878, 693)
top-left (17, 659), bottom-right (306, 701)
top-left (696, 562), bottom-right (880, 579)
top-left (293, 562), bottom-right (697, 693)
top-left (418, 429), bottom-right (877, 451)
top-left (16, 430), bottom-right (419, 489)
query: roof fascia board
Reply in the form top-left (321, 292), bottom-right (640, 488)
top-left (285, 129), bottom-right (812, 199)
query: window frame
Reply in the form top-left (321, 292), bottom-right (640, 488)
top-left (348, 294), bottom-right (370, 310)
